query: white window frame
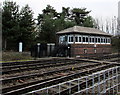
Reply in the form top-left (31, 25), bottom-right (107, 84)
top-left (97, 37), bottom-right (101, 44)
top-left (78, 35), bottom-right (82, 43)
top-left (82, 35), bottom-right (89, 44)
top-left (92, 36), bottom-right (95, 44)
top-left (101, 37), bottom-right (104, 44)
top-left (59, 36), bottom-right (63, 44)
top-left (89, 36), bottom-right (95, 44)
top-left (106, 37), bottom-right (111, 44)
top-left (68, 35), bottom-right (74, 44)
top-left (59, 36), bottom-right (67, 44)
top-left (109, 38), bottom-right (111, 44)
top-left (75, 35), bottom-right (79, 43)
top-left (101, 37), bottom-right (106, 44)
top-left (67, 35), bottom-right (111, 45)
top-left (95, 36), bottom-right (98, 44)
top-left (75, 35), bottom-right (83, 44)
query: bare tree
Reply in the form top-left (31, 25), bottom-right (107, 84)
top-left (117, 18), bottom-right (120, 35)
top-left (105, 19), bottom-right (109, 33)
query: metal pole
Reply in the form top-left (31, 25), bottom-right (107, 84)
top-left (103, 72), bottom-right (106, 93)
top-left (69, 82), bottom-right (71, 94)
top-left (98, 74), bottom-right (101, 95)
top-left (59, 84), bottom-right (61, 95)
top-left (86, 77), bottom-right (88, 95)
top-left (107, 70), bottom-right (110, 94)
top-left (47, 87), bottom-right (48, 95)
top-left (78, 78), bottom-right (80, 92)
top-left (116, 67), bottom-right (118, 93)
top-left (112, 69), bottom-right (115, 94)
top-left (92, 75), bottom-right (95, 94)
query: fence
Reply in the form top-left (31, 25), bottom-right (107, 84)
top-left (31, 43), bottom-right (55, 58)
top-left (31, 43), bottom-right (70, 58)
top-left (26, 66), bottom-right (120, 95)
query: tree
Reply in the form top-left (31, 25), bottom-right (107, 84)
top-left (117, 18), bottom-right (120, 35)
top-left (71, 8), bottom-right (90, 26)
top-left (19, 4), bottom-right (35, 50)
top-left (2, 1), bottom-right (35, 51)
top-left (37, 5), bottom-right (58, 25)
top-left (61, 7), bottom-right (70, 20)
top-left (83, 16), bottom-right (94, 27)
top-left (2, 1), bottom-right (19, 50)
top-left (41, 16), bottom-right (56, 43)
top-left (37, 5), bottom-right (76, 43)
top-left (36, 5), bottom-right (95, 43)
top-left (111, 36), bottom-right (120, 53)
top-left (37, 5), bottom-right (57, 43)
top-left (105, 19), bottom-right (110, 33)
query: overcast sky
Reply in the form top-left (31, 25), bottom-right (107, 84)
top-left (2, 0), bottom-right (119, 20)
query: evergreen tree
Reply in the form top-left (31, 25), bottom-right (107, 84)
top-left (37, 5), bottom-right (57, 43)
top-left (2, 1), bottom-right (19, 50)
top-left (2, 1), bottom-right (35, 50)
top-left (71, 8), bottom-right (90, 26)
top-left (83, 16), bottom-right (94, 27)
top-left (37, 5), bottom-right (76, 43)
top-left (37, 5), bottom-right (95, 43)
top-left (19, 4), bottom-right (35, 50)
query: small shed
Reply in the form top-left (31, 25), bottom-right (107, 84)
top-left (56, 26), bottom-right (112, 57)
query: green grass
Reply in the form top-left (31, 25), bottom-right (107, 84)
top-left (2, 51), bottom-right (34, 62)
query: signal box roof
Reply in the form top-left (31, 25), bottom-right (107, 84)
top-left (56, 26), bottom-right (112, 37)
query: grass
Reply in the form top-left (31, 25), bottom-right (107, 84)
top-left (1, 51), bottom-right (34, 62)
top-left (1, 47), bottom-right (119, 62)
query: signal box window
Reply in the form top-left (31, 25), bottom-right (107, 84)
top-left (89, 38), bottom-right (92, 43)
top-left (84, 49), bottom-right (87, 54)
top-left (83, 37), bottom-right (85, 42)
top-left (69, 36), bottom-right (73, 42)
top-left (79, 37), bottom-right (81, 42)
top-left (75, 36), bottom-right (78, 42)
top-left (92, 38), bottom-right (94, 43)
top-left (98, 38), bottom-right (100, 43)
top-left (86, 37), bottom-right (88, 42)
top-left (95, 38), bottom-right (97, 43)
top-left (94, 49), bottom-right (96, 53)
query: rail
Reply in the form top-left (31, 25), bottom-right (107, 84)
top-left (25, 66), bottom-right (120, 95)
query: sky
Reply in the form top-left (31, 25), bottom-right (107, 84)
top-left (1, 0), bottom-right (120, 26)
top-left (1, 0), bottom-right (119, 20)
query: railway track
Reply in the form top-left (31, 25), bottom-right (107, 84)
top-left (56, 68), bottom-right (119, 95)
top-left (2, 58), bottom-right (70, 69)
top-left (2, 62), bottom-right (101, 83)
top-left (26, 66), bottom-right (120, 95)
top-left (2, 58), bottom-right (102, 78)
top-left (2, 63), bottom-right (116, 95)
top-left (1, 57), bottom-right (119, 95)
top-left (88, 53), bottom-right (120, 63)
top-left (2, 60), bottom-right (80, 74)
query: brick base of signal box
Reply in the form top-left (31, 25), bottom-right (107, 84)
top-left (70, 44), bottom-right (111, 57)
